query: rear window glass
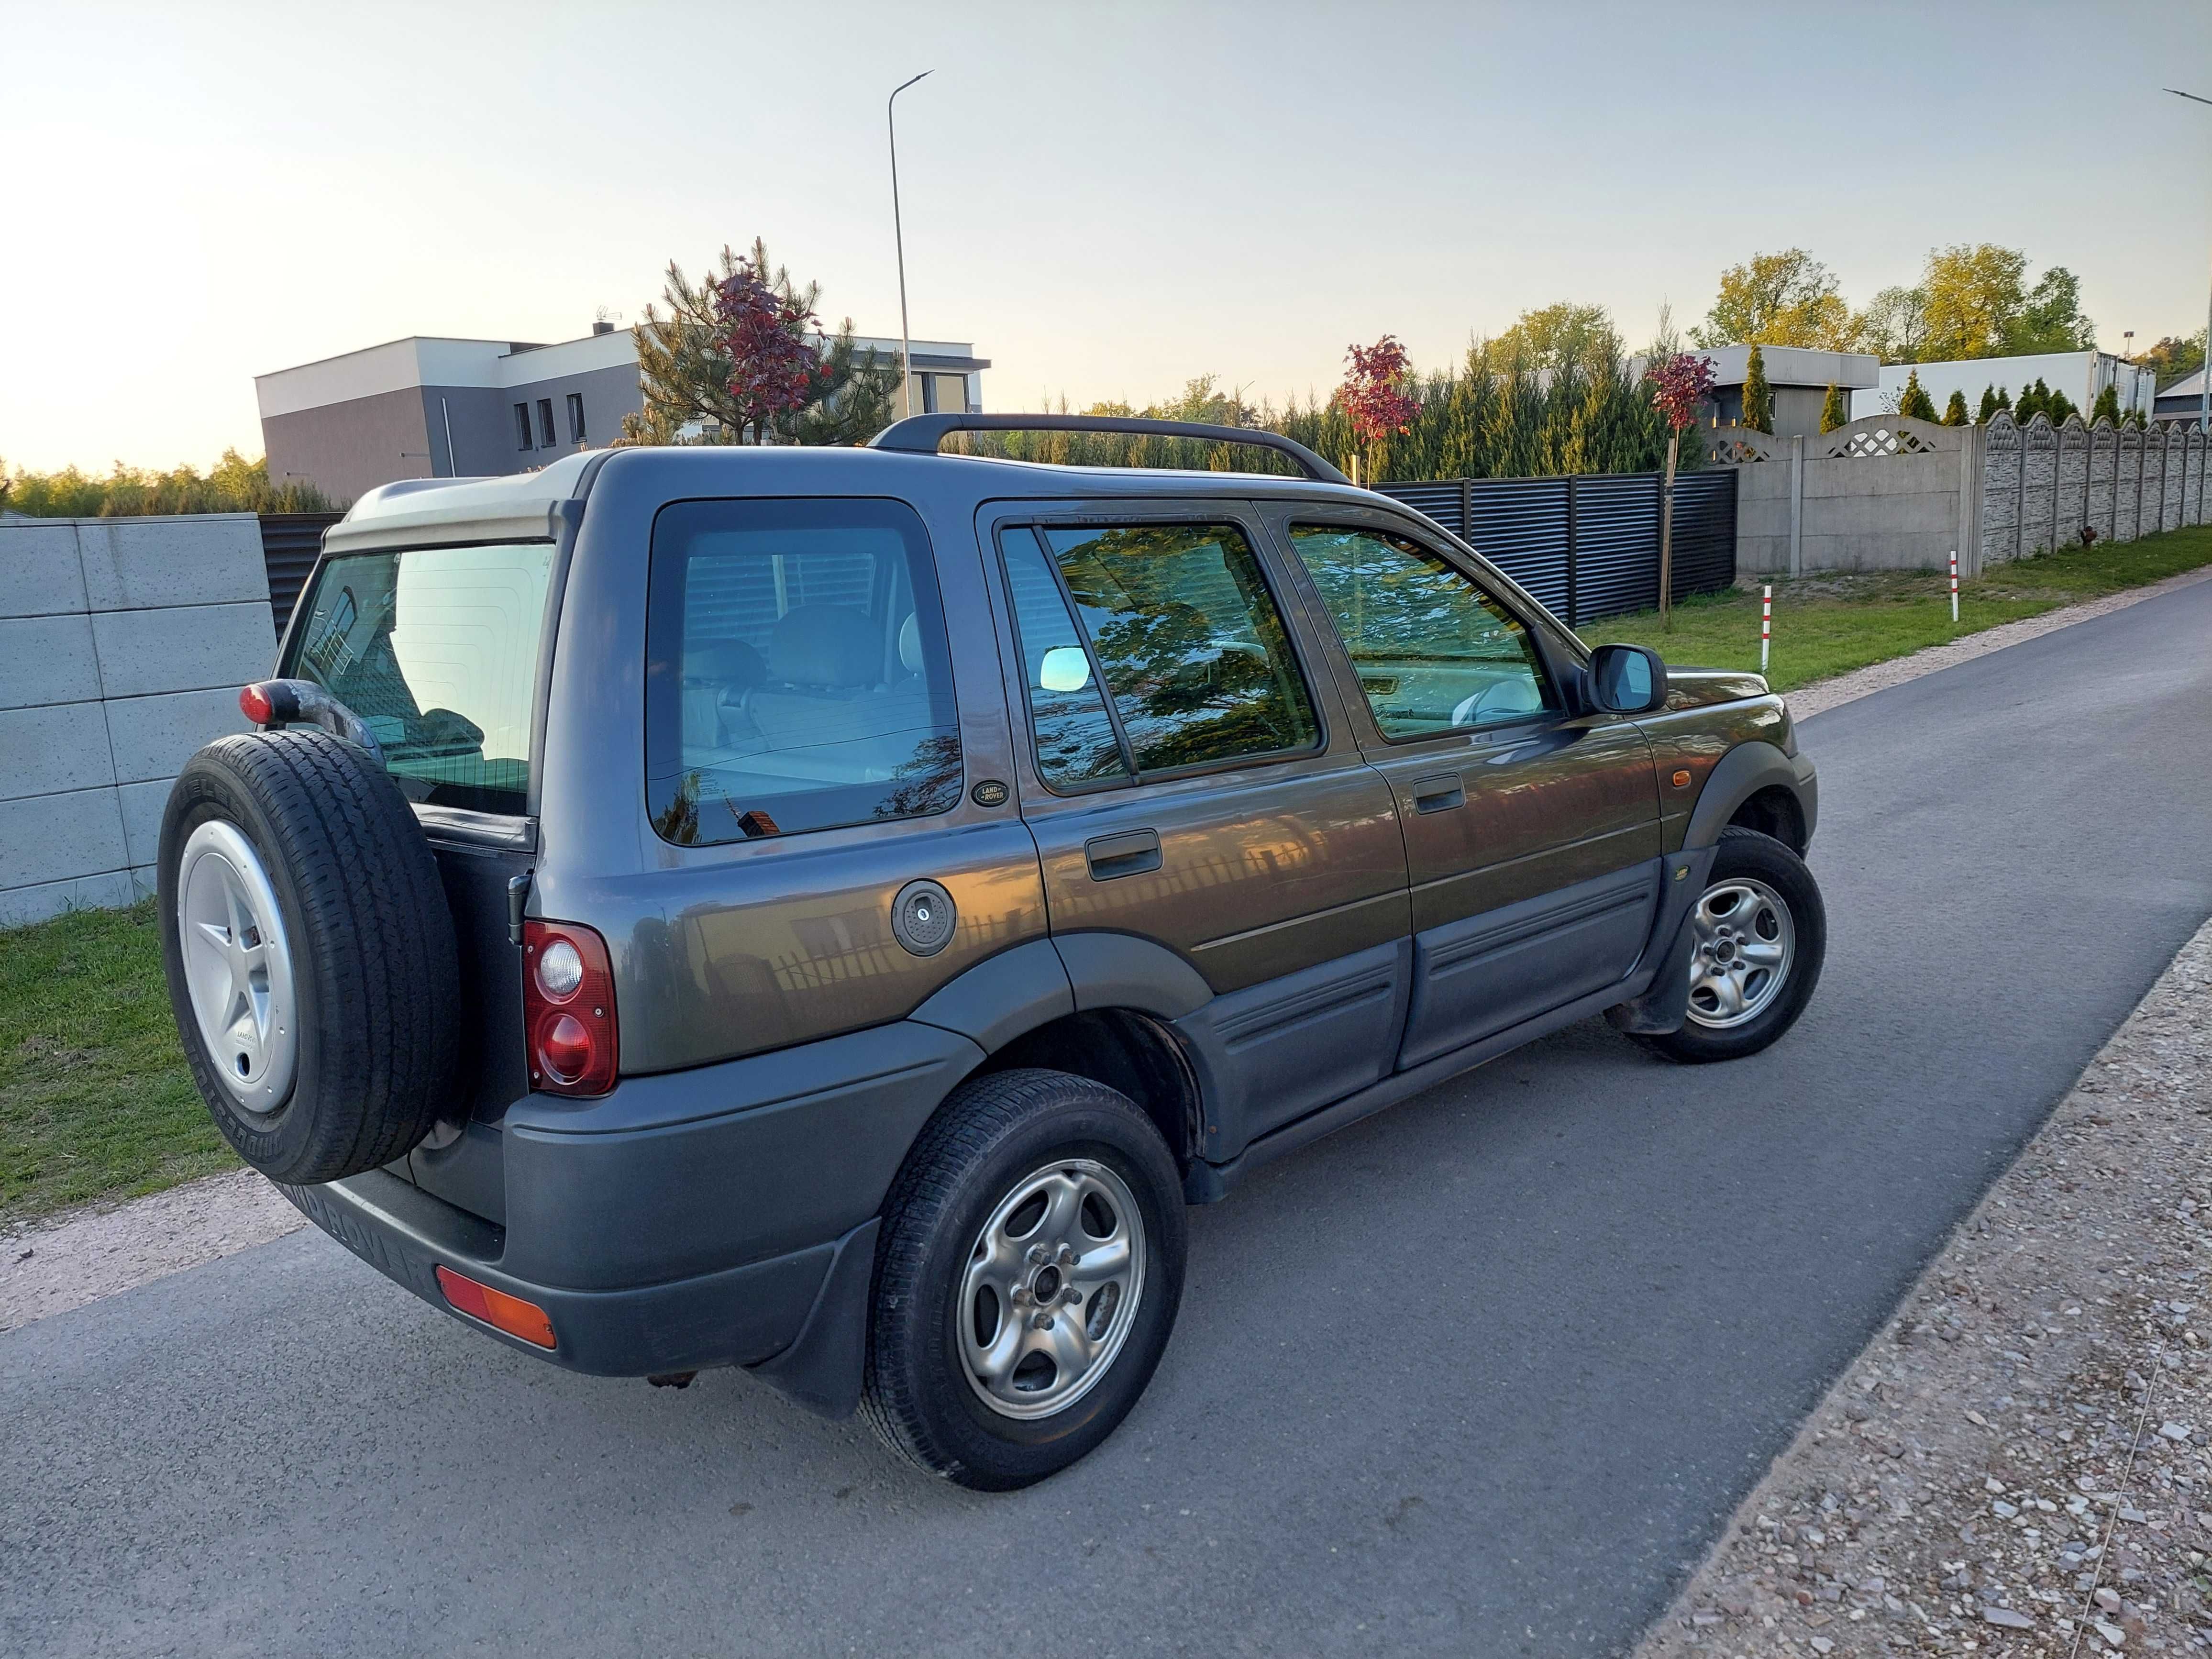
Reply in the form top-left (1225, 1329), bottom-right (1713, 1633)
top-left (285, 543), bottom-right (554, 814)
top-left (645, 498), bottom-right (962, 846)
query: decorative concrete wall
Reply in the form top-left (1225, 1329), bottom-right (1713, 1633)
top-left (1979, 413), bottom-right (2210, 566)
top-left (1708, 412), bottom-right (2210, 578)
top-left (0, 515), bottom-right (276, 927)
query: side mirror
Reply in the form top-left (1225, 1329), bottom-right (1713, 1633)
top-left (1586, 643), bottom-right (1668, 715)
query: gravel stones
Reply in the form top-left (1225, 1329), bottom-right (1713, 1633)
top-left (1640, 918), bottom-right (2212, 1657)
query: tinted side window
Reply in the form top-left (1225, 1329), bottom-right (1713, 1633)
top-left (1039, 523), bottom-right (1318, 774)
top-left (645, 498), bottom-right (962, 845)
top-left (285, 543), bottom-right (553, 814)
top-left (998, 530), bottom-right (1130, 791)
top-left (1289, 525), bottom-right (1552, 741)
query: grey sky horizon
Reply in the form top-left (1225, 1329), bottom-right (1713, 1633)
top-left (3, 0), bottom-right (2208, 474)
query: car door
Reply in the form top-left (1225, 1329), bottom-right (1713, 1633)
top-left (979, 501), bottom-right (1411, 1155)
top-left (1262, 507), bottom-right (1663, 1069)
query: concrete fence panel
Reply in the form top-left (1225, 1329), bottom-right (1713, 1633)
top-left (0, 514), bottom-right (276, 927)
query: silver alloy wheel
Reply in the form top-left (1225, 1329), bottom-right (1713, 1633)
top-left (177, 819), bottom-right (299, 1115)
top-left (958, 1157), bottom-right (1147, 1421)
top-left (1685, 875), bottom-right (1795, 1030)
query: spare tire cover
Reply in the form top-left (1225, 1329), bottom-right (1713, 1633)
top-left (158, 729), bottom-right (463, 1184)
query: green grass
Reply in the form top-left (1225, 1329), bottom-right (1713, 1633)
top-left (0, 899), bottom-right (235, 1229)
top-left (1582, 522), bottom-right (2212, 692)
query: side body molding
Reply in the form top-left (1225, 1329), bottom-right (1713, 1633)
top-left (1682, 740), bottom-right (1818, 850)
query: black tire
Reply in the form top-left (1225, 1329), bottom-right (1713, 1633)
top-left (157, 730), bottom-right (462, 1184)
top-left (861, 1069), bottom-right (1187, 1491)
top-left (1634, 826), bottom-right (1826, 1065)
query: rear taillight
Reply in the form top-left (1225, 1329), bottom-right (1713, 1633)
top-left (522, 918), bottom-right (618, 1095)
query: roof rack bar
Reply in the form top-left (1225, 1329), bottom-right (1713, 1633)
top-left (867, 413), bottom-right (1352, 486)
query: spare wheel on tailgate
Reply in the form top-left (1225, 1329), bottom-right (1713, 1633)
top-left (159, 725), bottom-right (462, 1184)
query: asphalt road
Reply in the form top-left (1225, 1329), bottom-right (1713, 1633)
top-left (9, 581), bottom-right (2212, 1659)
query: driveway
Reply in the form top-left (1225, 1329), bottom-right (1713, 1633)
top-left (7, 580), bottom-right (2212, 1658)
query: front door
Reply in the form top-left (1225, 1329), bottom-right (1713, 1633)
top-left (981, 504), bottom-right (1410, 1153)
top-left (1268, 514), bottom-right (1662, 1068)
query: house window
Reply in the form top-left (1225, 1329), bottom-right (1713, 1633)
top-left (537, 399), bottom-right (556, 448)
top-left (514, 403), bottom-right (533, 450)
top-left (566, 392), bottom-right (586, 443)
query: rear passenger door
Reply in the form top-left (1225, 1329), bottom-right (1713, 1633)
top-left (981, 503), bottom-right (1410, 1156)
top-left (1264, 509), bottom-right (1663, 1069)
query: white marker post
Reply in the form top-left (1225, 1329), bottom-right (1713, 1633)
top-left (1949, 549), bottom-right (1959, 625)
top-left (1760, 584), bottom-right (1771, 675)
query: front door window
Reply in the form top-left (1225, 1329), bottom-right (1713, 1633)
top-left (1286, 525), bottom-right (1552, 739)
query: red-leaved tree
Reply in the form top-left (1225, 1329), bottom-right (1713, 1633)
top-left (1339, 336), bottom-right (1423, 484)
top-left (711, 254), bottom-right (835, 442)
top-left (1643, 351), bottom-right (1717, 630)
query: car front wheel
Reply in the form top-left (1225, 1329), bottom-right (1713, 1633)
top-left (1635, 826), bottom-right (1826, 1064)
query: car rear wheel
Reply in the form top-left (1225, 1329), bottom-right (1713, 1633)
top-left (862, 1069), bottom-right (1186, 1491)
top-left (1634, 826), bottom-right (1826, 1064)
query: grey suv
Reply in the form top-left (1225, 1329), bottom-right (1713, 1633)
top-left (159, 416), bottom-right (1821, 1489)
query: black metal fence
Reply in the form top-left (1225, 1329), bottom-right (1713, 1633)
top-left (1374, 469), bottom-right (1736, 628)
top-left (257, 512), bottom-right (343, 634)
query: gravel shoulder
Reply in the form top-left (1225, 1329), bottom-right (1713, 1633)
top-left (0, 1167), bottom-right (300, 1334)
top-left (1637, 916), bottom-right (2212, 1659)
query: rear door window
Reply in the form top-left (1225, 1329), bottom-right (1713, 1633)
top-left (644, 498), bottom-right (962, 845)
top-left (285, 543), bottom-right (555, 814)
top-left (1010, 522), bottom-right (1318, 781)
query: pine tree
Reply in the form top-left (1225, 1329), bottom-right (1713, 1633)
top-left (1740, 344), bottom-right (1773, 434)
top-left (2089, 383), bottom-right (2122, 426)
top-left (1977, 384), bottom-right (2001, 422)
top-left (1994, 386), bottom-right (2013, 415)
top-left (2013, 380), bottom-right (2045, 423)
top-left (1819, 383), bottom-right (1848, 432)
top-left (1942, 389), bottom-right (1969, 426)
top-left (617, 238), bottom-right (899, 447)
top-left (2044, 385), bottom-right (2078, 424)
top-left (1897, 369), bottom-right (1937, 422)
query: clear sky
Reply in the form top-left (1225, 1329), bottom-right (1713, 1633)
top-left (3, 0), bottom-right (2209, 473)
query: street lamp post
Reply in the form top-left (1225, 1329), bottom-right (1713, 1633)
top-left (888, 71), bottom-right (932, 421)
top-left (2168, 88), bottom-right (2212, 432)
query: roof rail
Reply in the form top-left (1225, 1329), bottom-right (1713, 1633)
top-left (867, 413), bottom-right (1352, 486)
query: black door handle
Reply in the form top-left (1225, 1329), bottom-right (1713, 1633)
top-left (1411, 774), bottom-right (1465, 813)
top-left (1085, 829), bottom-right (1162, 880)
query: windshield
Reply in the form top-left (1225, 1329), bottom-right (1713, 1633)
top-left (283, 543), bottom-right (555, 815)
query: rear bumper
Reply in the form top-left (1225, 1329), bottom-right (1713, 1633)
top-left (280, 1171), bottom-right (849, 1377)
top-left (283, 1018), bottom-right (983, 1389)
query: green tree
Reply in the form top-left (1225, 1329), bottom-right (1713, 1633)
top-left (1896, 370), bottom-right (1937, 422)
top-left (2006, 267), bottom-right (2095, 354)
top-left (1740, 344), bottom-right (1773, 432)
top-left (1993, 386), bottom-right (2013, 415)
top-left (1693, 249), bottom-right (1854, 348)
top-left (1942, 388), bottom-right (1969, 426)
top-left (1820, 383), bottom-right (1848, 432)
top-left (1855, 285), bottom-right (1929, 363)
top-left (1917, 243), bottom-right (2027, 361)
top-left (0, 450), bottom-right (335, 516)
top-left (1485, 302), bottom-right (1622, 375)
top-left (2141, 331), bottom-right (2207, 390)
top-left (2014, 378), bottom-right (2048, 423)
top-left (1977, 384), bottom-right (2002, 422)
top-left (618, 238), bottom-right (898, 447)
top-left (2090, 383), bottom-right (2122, 425)
top-left (2044, 386), bottom-right (2078, 425)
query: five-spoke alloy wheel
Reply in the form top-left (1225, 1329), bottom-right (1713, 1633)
top-left (1634, 826), bottom-right (1826, 1065)
top-left (863, 1069), bottom-right (1186, 1491)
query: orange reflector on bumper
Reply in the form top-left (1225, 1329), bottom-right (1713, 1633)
top-left (435, 1265), bottom-right (556, 1349)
